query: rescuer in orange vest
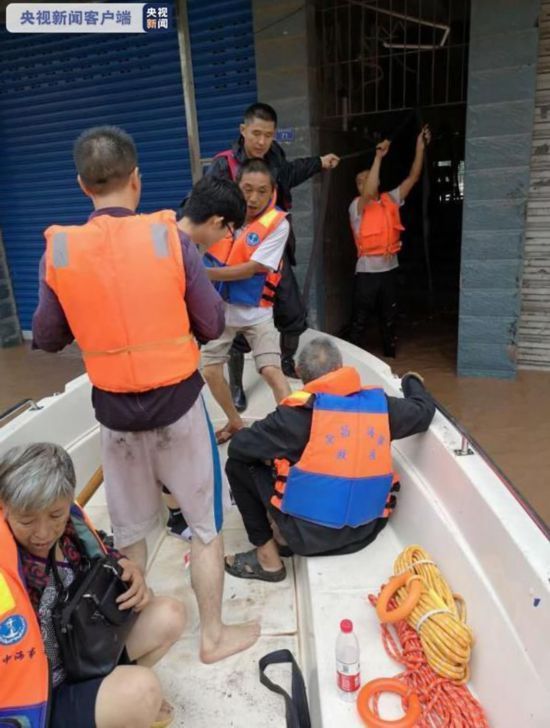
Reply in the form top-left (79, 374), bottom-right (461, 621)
top-left (223, 337), bottom-right (435, 581)
top-left (207, 102), bottom-right (340, 410)
top-left (201, 158), bottom-right (293, 444)
top-left (0, 443), bottom-right (185, 728)
top-left (32, 126), bottom-right (260, 665)
top-left (348, 125), bottom-right (431, 357)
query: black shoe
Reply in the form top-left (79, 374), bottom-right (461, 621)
top-left (282, 356), bottom-right (299, 379)
top-left (228, 350), bottom-right (247, 412)
top-left (167, 509), bottom-right (192, 541)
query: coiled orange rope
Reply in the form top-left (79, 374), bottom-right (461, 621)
top-left (366, 592), bottom-right (490, 727)
top-left (392, 546), bottom-right (473, 683)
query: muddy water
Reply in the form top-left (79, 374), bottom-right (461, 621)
top-left (1, 332), bottom-right (549, 526)
top-left (383, 318), bottom-right (550, 528)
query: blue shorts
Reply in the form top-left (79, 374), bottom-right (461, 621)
top-left (49, 677), bottom-right (103, 728)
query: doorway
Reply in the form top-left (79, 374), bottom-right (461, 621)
top-left (314, 0), bottom-right (471, 362)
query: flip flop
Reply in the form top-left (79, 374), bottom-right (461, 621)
top-left (215, 423), bottom-right (242, 445)
top-left (225, 548), bottom-right (286, 582)
top-left (150, 699), bottom-right (174, 728)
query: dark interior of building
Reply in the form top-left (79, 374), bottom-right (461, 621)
top-left (314, 0), bottom-right (471, 363)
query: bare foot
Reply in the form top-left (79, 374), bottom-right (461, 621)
top-left (200, 621), bottom-right (261, 663)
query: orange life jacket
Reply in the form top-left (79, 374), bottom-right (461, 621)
top-left (354, 193), bottom-right (404, 257)
top-left (204, 199), bottom-right (286, 308)
top-left (44, 211), bottom-right (200, 393)
top-left (271, 366), bottom-right (398, 528)
top-left (0, 504), bottom-right (106, 727)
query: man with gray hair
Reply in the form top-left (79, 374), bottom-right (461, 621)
top-left (224, 337), bottom-right (435, 581)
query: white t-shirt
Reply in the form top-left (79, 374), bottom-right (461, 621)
top-left (224, 217), bottom-right (289, 328)
top-left (349, 188), bottom-right (401, 273)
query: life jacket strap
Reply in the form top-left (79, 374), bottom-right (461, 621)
top-left (82, 333), bottom-right (194, 357)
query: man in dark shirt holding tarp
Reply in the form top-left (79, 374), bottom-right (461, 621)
top-left (207, 102), bottom-right (340, 406)
top-left (224, 337), bottom-right (435, 582)
top-left (32, 126), bottom-right (260, 663)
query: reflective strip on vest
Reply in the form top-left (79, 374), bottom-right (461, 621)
top-left (274, 388), bottom-right (393, 528)
top-left (151, 223), bottom-right (169, 258)
top-left (52, 231), bottom-right (69, 268)
top-left (44, 211), bottom-right (200, 393)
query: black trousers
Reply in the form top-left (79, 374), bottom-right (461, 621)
top-left (226, 459), bottom-right (275, 546)
top-left (226, 458), bottom-right (388, 557)
top-left (349, 270), bottom-right (398, 353)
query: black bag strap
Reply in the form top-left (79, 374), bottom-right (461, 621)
top-left (259, 649), bottom-right (312, 728)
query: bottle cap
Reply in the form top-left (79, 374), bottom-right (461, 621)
top-left (340, 619), bottom-right (353, 633)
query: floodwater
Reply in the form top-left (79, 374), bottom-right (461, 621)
top-left (1, 329), bottom-right (549, 528)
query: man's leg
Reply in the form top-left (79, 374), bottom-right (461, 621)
top-left (120, 540), bottom-right (148, 574)
top-left (202, 362), bottom-right (244, 439)
top-left (225, 459), bottom-right (283, 572)
top-left (273, 252), bottom-right (307, 378)
top-left (228, 334), bottom-right (251, 413)
top-left (378, 270), bottom-right (398, 357)
top-left (100, 426), bottom-right (162, 573)
top-left (201, 328), bottom-right (246, 441)
top-left (261, 365), bottom-right (291, 403)
top-left (154, 397), bottom-right (260, 663)
top-left (349, 272), bottom-right (376, 348)
top-left (280, 332), bottom-right (302, 379)
top-left (191, 533), bottom-right (260, 663)
top-left (244, 318), bottom-right (291, 404)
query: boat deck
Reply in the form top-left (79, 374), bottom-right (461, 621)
top-left (87, 479), bottom-right (299, 727)
top-left (2, 337), bottom-right (549, 726)
top-left (83, 358), bottom-right (411, 727)
top-left (86, 447), bottom-right (410, 727)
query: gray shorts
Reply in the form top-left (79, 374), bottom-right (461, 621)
top-left (100, 395), bottom-right (229, 548)
top-left (200, 317), bottom-right (281, 372)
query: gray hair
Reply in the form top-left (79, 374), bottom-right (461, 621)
top-left (0, 443), bottom-right (76, 513)
top-left (297, 337), bottom-right (343, 384)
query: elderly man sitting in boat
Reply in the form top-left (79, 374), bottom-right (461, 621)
top-left (224, 337), bottom-right (435, 582)
top-left (0, 443), bottom-right (185, 728)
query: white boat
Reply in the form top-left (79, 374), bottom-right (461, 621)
top-left (1, 330), bottom-right (549, 727)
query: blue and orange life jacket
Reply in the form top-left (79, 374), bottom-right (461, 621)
top-left (271, 366), bottom-right (398, 528)
top-left (353, 192), bottom-right (404, 257)
top-left (204, 195), bottom-right (287, 308)
top-left (0, 504), bottom-right (107, 727)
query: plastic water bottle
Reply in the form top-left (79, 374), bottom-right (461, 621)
top-left (336, 619), bottom-right (361, 702)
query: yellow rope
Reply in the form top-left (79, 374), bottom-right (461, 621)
top-left (393, 545), bottom-right (474, 683)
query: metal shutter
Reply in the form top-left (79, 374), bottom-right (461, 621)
top-left (0, 17), bottom-right (192, 331)
top-left (519, 0), bottom-right (550, 370)
top-left (188, 0), bottom-right (257, 161)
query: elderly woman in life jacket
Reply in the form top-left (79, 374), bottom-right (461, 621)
top-left (0, 443), bottom-right (185, 728)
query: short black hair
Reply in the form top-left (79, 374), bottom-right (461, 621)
top-left (236, 158), bottom-right (276, 188)
top-left (243, 102), bottom-right (278, 127)
top-left (182, 176), bottom-right (246, 229)
top-left (74, 126), bottom-right (137, 194)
